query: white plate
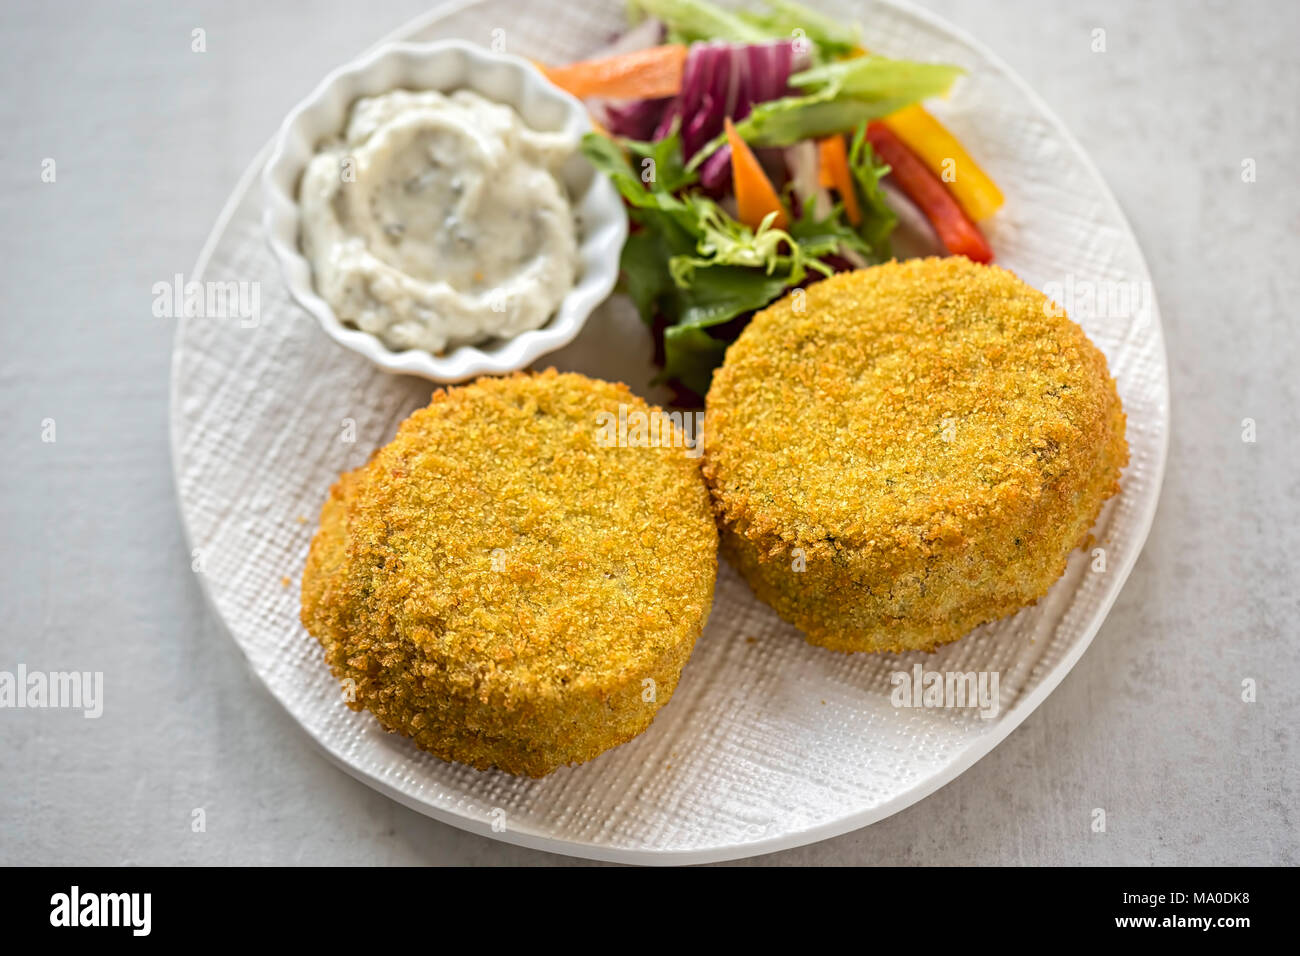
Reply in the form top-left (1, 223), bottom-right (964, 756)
top-left (171, 0), bottom-right (1169, 864)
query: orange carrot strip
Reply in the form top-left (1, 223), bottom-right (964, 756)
top-left (725, 117), bottom-right (788, 231)
top-left (817, 135), bottom-right (862, 225)
top-left (541, 45), bottom-right (687, 101)
top-left (817, 160), bottom-right (834, 190)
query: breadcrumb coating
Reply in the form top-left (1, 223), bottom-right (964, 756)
top-left (703, 257), bottom-right (1128, 653)
top-left (301, 370), bottom-right (718, 776)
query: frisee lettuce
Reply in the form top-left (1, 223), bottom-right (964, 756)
top-left (583, 128), bottom-right (829, 302)
top-left (582, 125), bottom-right (897, 396)
top-left (848, 119), bottom-right (897, 259)
top-left (669, 205), bottom-right (832, 287)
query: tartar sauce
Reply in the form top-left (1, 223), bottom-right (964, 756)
top-left (299, 89), bottom-right (580, 353)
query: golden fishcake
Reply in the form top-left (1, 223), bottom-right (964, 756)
top-left (302, 370), bottom-right (717, 776)
top-left (703, 257), bottom-right (1128, 653)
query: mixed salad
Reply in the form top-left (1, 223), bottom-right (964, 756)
top-left (542, 0), bottom-right (1004, 398)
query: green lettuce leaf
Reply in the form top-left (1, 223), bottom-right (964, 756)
top-left (620, 229), bottom-right (676, 322)
top-left (671, 264), bottom-right (793, 328)
top-left (661, 324), bottom-right (732, 396)
top-left (621, 131), bottom-right (697, 194)
top-left (790, 55), bottom-right (963, 102)
top-left (580, 131), bottom-right (694, 223)
top-left (730, 88), bottom-right (915, 147)
top-left (634, 0), bottom-right (861, 63)
top-left (660, 264), bottom-right (793, 394)
top-left (631, 0), bottom-right (771, 44)
top-left (687, 53), bottom-right (957, 161)
top-left (736, 0), bottom-right (861, 60)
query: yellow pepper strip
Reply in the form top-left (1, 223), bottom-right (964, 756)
top-left (837, 46), bottom-right (1003, 221)
top-left (880, 104), bottom-right (1004, 221)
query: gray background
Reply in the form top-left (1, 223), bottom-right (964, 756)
top-left (1, 0), bottom-right (1295, 865)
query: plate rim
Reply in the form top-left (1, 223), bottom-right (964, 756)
top-left (169, 0), bottom-right (1170, 865)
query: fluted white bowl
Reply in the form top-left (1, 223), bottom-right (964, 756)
top-left (262, 40), bottom-right (627, 382)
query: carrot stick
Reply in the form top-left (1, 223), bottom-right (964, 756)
top-left (725, 118), bottom-right (788, 231)
top-left (817, 135), bottom-right (861, 225)
top-left (541, 45), bottom-right (688, 101)
top-left (865, 121), bottom-right (992, 263)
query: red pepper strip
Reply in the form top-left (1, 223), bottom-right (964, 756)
top-left (865, 121), bottom-right (993, 263)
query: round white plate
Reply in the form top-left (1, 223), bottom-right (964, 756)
top-left (171, 0), bottom-right (1169, 864)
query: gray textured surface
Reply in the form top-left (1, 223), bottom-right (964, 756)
top-left (0, 0), bottom-right (1294, 866)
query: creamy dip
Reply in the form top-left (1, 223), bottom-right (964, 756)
top-left (299, 89), bottom-right (580, 353)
